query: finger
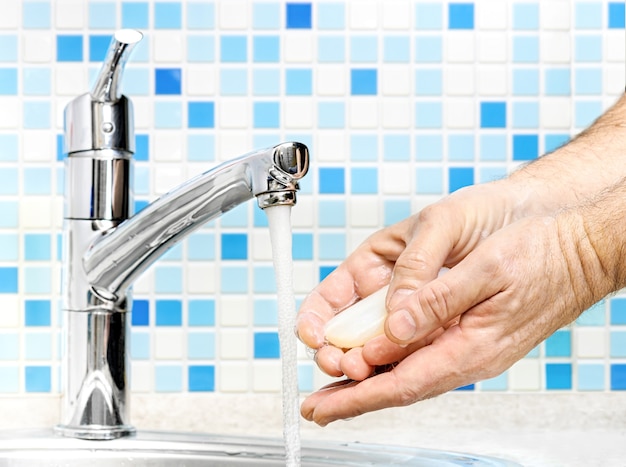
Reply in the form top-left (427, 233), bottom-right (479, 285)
top-left (313, 345), bottom-right (344, 377)
top-left (340, 347), bottom-right (374, 381)
top-left (300, 379), bottom-right (357, 422)
top-left (385, 258), bottom-right (502, 345)
top-left (361, 328), bottom-right (445, 366)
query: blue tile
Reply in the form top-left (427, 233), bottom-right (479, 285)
top-left (23, 102), bottom-right (51, 129)
top-left (24, 267), bottom-right (50, 294)
top-left (0, 69), bottom-right (18, 95)
top-left (610, 331), bottom-right (626, 357)
top-left (187, 36), bottom-right (215, 62)
top-left (154, 102), bottom-right (182, 128)
top-left (155, 267), bottom-right (182, 294)
top-left (155, 68), bottom-right (182, 95)
top-left (187, 134), bottom-right (214, 162)
top-left (122, 2), bottom-right (149, 29)
top-left (23, 68), bottom-right (51, 95)
top-left (253, 266), bottom-right (276, 293)
top-left (188, 332), bottom-right (215, 359)
top-left (512, 68), bottom-right (539, 96)
top-left (188, 299), bottom-right (215, 326)
top-left (298, 364), bottom-right (314, 392)
top-left (24, 234), bottom-right (51, 261)
top-left (188, 102), bottom-right (214, 128)
top-left (221, 266), bottom-right (248, 293)
top-left (130, 331), bottom-right (150, 359)
top-left (350, 36), bottom-right (378, 63)
top-left (318, 3), bottom-right (344, 29)
top-left (383, 135), bottom-right (410, 161)
top-left (577, 300), bottom-right (606, 326)
top-left (480, 167), bottom-right (507, 183)
top-left (187, 2), bottom-right (214, 29)
top-left (25, 333), bottom-right (52, 360)
top-left (577, 364), bottom-right (604, 391)
top-left (318, 36), bottom-right (345, 62)
top-left (318, 167), bottom-right (345, 194)
top-left (351, 135), bottom-right (378, 161)
top-left (188, 365), bottom-right (215, 391)
top-left (512, 36), bottom-right (539, 63)
top-left (415, 69), bottom-right (442, 95)
top-left (0, 334), bottom-right (19, 360)
top-left (610, 364), bottom-right (626, 390)
top-left (319, 265), bottom-right (337, 281)
top-left (383, 36), bottom-right (410, 63)
top-left (0, 202), bottom-right (18, 228)
top-left (25, 366), bottom-right (51, 392)
top-left (351, 168), bottom-right (378, 194)
top-left (545, 68), bottom-right (571, 95)
top-left (513, 3), bottom-right (539, 30)
top-left (253, 36), bottom-right (280, 62)
top-left (512, 102), bottom-right (539, 128)
top-left (0, 135), bottom-right (18, 161)
top-left (416, 167), bottom-right (443, 194)
top-left (132, 299), bottom-right (150, 326)
top-left (480, 102), bottom-right (507, 129)
top-left (575, 101), bottom-right (602, 128)
top-left (415, 3), bottom-right (442, 29)
top-left (292, 233), bottom-right (313, 260)
top-left (318, 102), bottom-right (345, 129)
top-left (0, 367), bottom-right (19, 393)
top-left (0, 169), bottom-right (18, 195)
top-left (609, 2), bottom-right (626, 28)
top-left (415, 134), bottom-right (443, 161)
top-left (286, 3), bottom-right (312, 29)
top-left (221, 204), bottom-right (248, 227)
top-left (253, 2), bottom-right (280, 29)
top-left (455, 384), bottom-right (475, 391)
top-left (512, 134), bottom-right (539, 161)
top-left (575, 36), bottom-right (602, 62)
top-left (89, 2), bottom-right (117, 29)
top-left (415, 102), bottom-right (442, 128)
top-left (448, 167), bottom-right (474, 193)
top-left (220, 36), bottom-right (247, 62)
top-left (134, 166), bottom-right (149, 195)
top-left (414, 36), bottom-right (442, 62)
top-left (545, 330), bottom-right (571, 357)
top-left (546, 363), bottom-right (572, 390)
top-left (253, 102), bottom-right (280, 128)
top-left (253, 69), bottom-right (280, 95)
top-left (0, 35), bottom-right (18, 61)
top-left (162, 243), bottom-right (182, 261)
top-left (0, 234), bottom-right (18, 261)
top-left (545, 134), bottom-right (570, 153)
top-left (154, 2), bottom-right (182, 28)
top-left (155, 300), bottom-right (182, 326)
top-left (253, 206), bottom-right (269, 227)
top-left (56, 35), bottom-right (83, 62)
top-left (286, 69), bottom-right (312, 95)
top-left (187, 233), bottom-right (215, 261)
top-left (254, 332), bottom-right (280, 358)
top-left (0, 268), bottom-right (18, 293)
top-left (318, 200), bottom-right (346, 227)
top-left (254, 300), bottom-right (278, 326)
top-left (155, 365), bottom-right (182, 392)
top-left (448, 3), bottom-right (474, 29)
top-left (135, 134), bottom-right (149, 161)
top-left (575, 2), bottom-right (602, 29)
top-left (448, 134), bottom-right (474, 161)
top-left (23, 2), bottom-right (51, 29)
top-left (221, 233), bottom-right (248, 260)
top-left (481, 373), bottom-right (508, 391)
top-left (24, 167), bottom-right (51, 194)
top-left (384, 200), bottom-right (411, 226)
top-left (610, 298), bottom-right (626, 324)
top-left (318, 233), bottom-right (346, 260)
top-left (575, 68), bottom-right (602, 95)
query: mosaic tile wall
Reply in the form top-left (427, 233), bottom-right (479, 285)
top-left (0, 0), bottom-right (625, 396)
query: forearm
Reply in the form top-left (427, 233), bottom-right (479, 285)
top-left (507, 93), bottom-right (626, 217)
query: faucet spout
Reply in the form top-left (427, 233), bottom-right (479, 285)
top-left (84, 141), bottom-right (309, 304)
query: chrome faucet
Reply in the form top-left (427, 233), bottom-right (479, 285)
top-left (57, 30), bottom-right (309, 440)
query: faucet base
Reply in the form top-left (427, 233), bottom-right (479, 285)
top-left (54, 423), bottom-right (136, 441)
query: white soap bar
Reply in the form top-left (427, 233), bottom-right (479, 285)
top-left (324, 268), bottom-right (449, 349)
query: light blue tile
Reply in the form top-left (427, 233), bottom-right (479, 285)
top-left (187, 36), bottom-right (215, 62)
top-left (318, 36), bottom-right (345, 62)
top-left (0, 169), bottom-right (18, 195)
top-left (134, 166), bottom-right (150, 195)
top-left (24, 234), bottom-right (51, 261)
top-left (23, 2), bottom-right (51, 29)
top-left (23, 168), bottom-right (51, 195)
top-left (383, 135), bottom-right (410, 161)
top-left (131, 332), bottom-right (150, 359)
top-left (318, 233), bottom-right (346, 260)
top-left (0, 367), bottom-right (19, 393)
top-left (416, 167), bottom-right (443, 194)
top-left (253, 69), bottom-right (280, 95)
top-left (545, 68), bottom-right (571, 95)
top-left (0, 202), bottom-right (18, 228)
top-left (0, 135), bottom-right (18, 161)
top-left (187, 2), bottom-right (214, 29)
top-left (298, 364), bottom-right (314, 392)
top-left (577, 364), bottom-right (604, 391)
top-left (415, 134), bottom-right (443, 161)
top-left (479, 166), bottom-right (507, 183)
top-left (512, 68), bottom-right (539, 95)
top-left (24, 267), bottom-right (51, 294)
top-left (350, 135), bottom-right (378, 161)
top-left (512, 36), bottom-right (539, 62)
top-left (0, 234), bottom-right (18, 261)
top-left (155, 365), bottom-right (182, 392)
top-left (122, 2), bottom-right (149, 29)
top-left (89, 2), bottom-right (117, 29)
top-left (512, 101), bottom-right (539, 128)
top-left (23, 68), bottom-right (51, 95)
top-left (318, 102), bottom-right (345, 129)
top-left (575, 36), bottom-right (602, 62)
top-left (188, 332), bottom-right (215, 359)
top-left (0, 334), bottom-right (19, 360)
top-left (575, 2), bottom-right (602, 29)
top-left (161, 243), bottom-right (182, 261)
top-left (318, 200), bottom-right (346, 227)
top-left (253, 2), bottom-right (280, 29)
top-left (25, 333), bottom-right (52, 360)
top-left (415, 69), bottom-right (442, 95)
top-left (220, 203), bottom-right (248, 227)
top-left (285, 69), bottom-right (312, 95)
top-left (220, 69), bottom-right (248, 95)
top-left (415, 3), bottom-right (443, 30)
top-left (610, 331), bottom-right (626, 357)
top-left (576, 300), bottom-right (606, 326)
top-left (350, 36), bottom-right (377, 62)
top-left (187, 233), bottom-right (215, 261)
top-left (154, 267), bottom-right (182, 294)
top-left (221, 266), bottom-right (248, 293)
top-left (0, 35), bottom-right (18, 61)
top-left (512, 3), bottom-right (539, 30)
top-left (154, 102), bottom-right (182, 128)
top-left (415, 36), bottom-right (442, 62)
top-left (254, 299), bottom-right (278, 326)
top-left (154, 2), bottom-right (182, 29)
top-left (480, 373), bottom-right (508, 390)
top-left (0, 69), bottom-right (17, 95)
top-left (448, 134), bottom-right (474, 161)
top-left (383, 36), bottom-right (410, 63)
top-left (384, 200), bottom-right (411, 226)
top-left (318, 3), bottom-right (344, 29)
top-left (23, 101), bottom-right (51, 129)
top-left (575, 101), bottom-right (602, 128)
top-left (187, 134), bottom-right (215, 161)
top-left (130, 38), bottom-right (149, 62)
top-left (253, 266), bottom-right (276, 294)
top-left (415, 102), bottom-right (442, 128)
top-left (574, 68), bottom-right (602, 95)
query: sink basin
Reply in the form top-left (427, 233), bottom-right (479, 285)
top-left (0, 430), bottom-right (520, 466)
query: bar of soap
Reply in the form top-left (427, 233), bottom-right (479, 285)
top-left (324, 268), bottom-right (449, 349)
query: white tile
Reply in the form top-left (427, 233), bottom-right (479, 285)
top-left (284, 34), bottom-right (313, 63)
top-left (134, 268), bottom-right (153, 294)
top-left (0, 98), bottom-right (19, 128)
top-left (219, 329), bottom-right (249, 359)
top-left (187, 67), bottom-right (216, 96)
top-left (446, 98), bottom-right (475, 129)
top-left (154, 330), bottom-right (184, 360)
top-left (55, 65), bottom-right (87, 96)
top-left (540, 98), bottom-right (572, 129)
top-left (382, 99), bottom-right (411, 128)
top-left (219, 99), bottom-right (249, 129)
top-left (290, 196), bottom-right (314, 228)
top-left (219, 1), bottom-right (249, 29)
top-left (153, 33), bottom-right (184, 63)
top-left (541, 1), bottom-right (570, 30)
top-left (218, 296), bottom-right (250, 327)
top-left (0, 0), bottom-right (18, 29)
top-left (252, 230), bottom-right (273, 261)
top-left (349, 228), bottom-right (378, 252)
top-left (22, 33), bottom-right (53, 63)
top-left (541, 32), bottom-right (570, 63)
top-left (284, 100), bottom-right (314, 129)
top-left (381, 164), bottom-right (411, 194)
top-left (445, 66), bottom-right (475, 96)
top-left (606, 66), bottom-right (626, 95)
top-left (575, 328), bottom-right (606, 358)
top-left (447, 32), bottom-right (475, 63)
top-left (350, 197), bottom-right (380, 227)
top-left (315, 132), bottom-right (347, 162)
top-left (130, 362), bottom-right (153, 392)
top-left (0, 296), bottom-right (19, 328)
top-left (350, 100), bottom-right (378, 128)
top-left (382, 1), bottom-right (411, 30)
top-left (476, 1), bottom-right (507, 30)
top-left (606, 31), bottom-right (626, 63)
top-left (55, 0), bottom-right (85, 29)
top-left (349, 1), bottom-right (378, 29)
top-left (252, 362), bottom-right (281, 392)
top-left (154, 164), bottom-right (183, 195)
top-left (186, 264), bottom-right (216, 294)
top-left (477, 66), bottom-right (507, 96)
top-left (509, 359), bottom-right (541, 391)
top-left (217, 131), bottom-right (251, 160)
top-left (133, 97), bottom-right (152, 129)
top-left (478, 33), bottom-right (507, 62)
top-left (381, 67), bottom-right (411, 96)
top-left (22, 197), bottom-right (53, 228)
top-left (292, 263), bottom-right (316, 294)
top-left (22, 131), bottom-right (53, 162)
top-left (316, 66), bottom-right (346, 96)
top-left (219, 362), bottom-right (249, 392)
top-left (154, 132), bottom-right (184, 162)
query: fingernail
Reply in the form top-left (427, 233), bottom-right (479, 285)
top-left (387, 309), bottom-right (416, 342)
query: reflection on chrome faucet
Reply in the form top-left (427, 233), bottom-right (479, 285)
top-left (57, 30), bottom-right (309, 440)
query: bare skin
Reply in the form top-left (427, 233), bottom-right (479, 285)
top-left (296, 94), bottom-right (626, 426)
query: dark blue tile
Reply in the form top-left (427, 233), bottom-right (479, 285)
top-left (156, 300), bottom-right (182, 326)
top-left (188, 102), bottom-right (215, 128)
top-left (449, 3), bottom-right (474, 29)
top-left (292, 233), bottom-right (313, 260)
top-left (546, 363), bottom-right (572, 390)
top-left (188, 365), bottom-right (215, 391)
top-left (254, 332), bottom-right (280, 358)
top-left (56, 134), bottom-right (64, 160)
top-left (0, 267), bottom-right (18, 293)
top-left (221, 233), bottom-right (248, 260)
top-left (545, 330), bottom-right (571, 357)
top-left (480, 102), bottom-right (506, 128)
top-left (611, 364), bottom-right (626, 390)
top-left (56, 35), bottom-right (83, 62)
top-left (611, 298), bottom-right (626, 325)
top-left (24, 300), bottom-right (51, 326)
top-left (454, 384), bottom-right (475, 391)
top-left (448, 167), bottom-right (474, 193)
top-left (89, 35), bottom-right (111, 62)
top-left (132, 299), bottom-right (150, 326)
top-left (609, 2), bottom-right (625, 28)
top-left (286, 3), bottom-right (312, 29)
top-left (135, 134), bottom-right (149, 161)
top-left (318, 167), bottom-right (345, 194)
top-left (25, 366), bottom-right (51, 392)
top-left (155, 68), bottom-right (182, 95)
top-left (512, 134), bottom-right (539, 161)
top-left (350, 69), bottom-right (377, 95)
top-left (319, 265), bottom-right (336, 281)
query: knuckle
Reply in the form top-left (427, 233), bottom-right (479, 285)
top-left (416, 281), bottom-right (454, 326)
